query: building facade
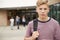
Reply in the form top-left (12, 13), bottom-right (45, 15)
top-left (0, 0), bottom-right (60, 26)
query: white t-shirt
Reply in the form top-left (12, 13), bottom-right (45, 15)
top-left (22, 18), bottom-right (25, 22)
top-left (16, 17), bottom-right (20, 22)
top-left (10, 18), bottom-right (14, 26)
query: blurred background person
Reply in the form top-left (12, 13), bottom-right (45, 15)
top-left (16, 16), bottom-right (20, 29)
top-left (10, 17), bottom-right (14, 30)
top-left (22, 15), bottom-right (26, 27)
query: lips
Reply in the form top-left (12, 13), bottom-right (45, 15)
top-left (41, 14), bottom-right (45, 16)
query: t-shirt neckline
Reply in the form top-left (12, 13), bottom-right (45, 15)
top-left (36, 17), bottom-right (51, 23)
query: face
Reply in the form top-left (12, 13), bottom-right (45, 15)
top-left (36, 4), bottom-right (49, 18)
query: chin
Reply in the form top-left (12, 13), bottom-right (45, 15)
top-left (41, 16), bottom-right (46, 18)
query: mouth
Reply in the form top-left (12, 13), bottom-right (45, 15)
top-left (41, 14), bottom-right (45, 16)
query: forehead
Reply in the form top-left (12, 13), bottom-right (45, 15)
top-left (37, 4), bottom-right (49, 8)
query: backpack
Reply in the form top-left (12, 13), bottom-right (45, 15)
top-left (33, 19), bottom-right (38, 40)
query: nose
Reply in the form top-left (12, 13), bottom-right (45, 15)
top-left (41, 9), bottom-right (45, 13)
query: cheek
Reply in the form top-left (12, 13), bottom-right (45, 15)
top-left (45, 9), bottom-right (49, 13)
top-left (36, 9), bottom-right (40, 13)
top-left (47, 9), bottom-right (49, 12)
top-left (46, 10), bottom-right (49, 14)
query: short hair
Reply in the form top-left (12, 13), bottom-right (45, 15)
top-left (36, 0), bottom-right (48, 7)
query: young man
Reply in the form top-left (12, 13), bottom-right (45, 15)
top-left (24, 0), bottom-right (60, 40)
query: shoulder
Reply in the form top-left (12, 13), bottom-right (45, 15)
top-left (28, 20), bottom-right (33, 25)
top-left (10, 19), bottom-right (11, 20)
top-left (51, 18), bottom-right (59, 24)
top-left (28, 19), bottom-right (37, 25)
top-left (13, 19), bottom-right (14, 20)
top-left (51, 18), bottom-right (59, 26)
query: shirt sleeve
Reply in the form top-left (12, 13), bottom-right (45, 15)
top-left (25, 22), bottom-right (32, 37)
top-left (54, 22), bottom-right (60, 40)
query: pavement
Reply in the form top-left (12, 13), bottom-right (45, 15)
top-left (0, 25), bottom-right (27, 40)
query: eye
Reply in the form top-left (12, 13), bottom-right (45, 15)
top-left (39, 8), bottom-right (42, 10)
top-left (44, 8), bottom-right (47, 10)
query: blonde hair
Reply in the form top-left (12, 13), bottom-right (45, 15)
top-left (36, 0), bottom-right (48, 7)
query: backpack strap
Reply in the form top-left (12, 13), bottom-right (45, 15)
top-left (33, 19), bottom-right (38, 40)
top-left (33, 19), bottom-right (38, 31)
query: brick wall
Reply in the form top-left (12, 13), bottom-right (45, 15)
top-left (0, 10), bottom-right (7, 26)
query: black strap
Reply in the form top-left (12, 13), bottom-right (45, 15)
top-left (33, 19), bottom-right (38, 31)
top-left (33, 19), bottom-right (38, 40)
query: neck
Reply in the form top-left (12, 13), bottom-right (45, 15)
top-left (38, 16), bottom-right (49, 21)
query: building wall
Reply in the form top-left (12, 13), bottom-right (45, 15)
top-left (0, 10), bottom-right (7, 26)
top-left (48, 0), bottom-right (60, 5)
top-left (0, 0), bottom-right (60, 26)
